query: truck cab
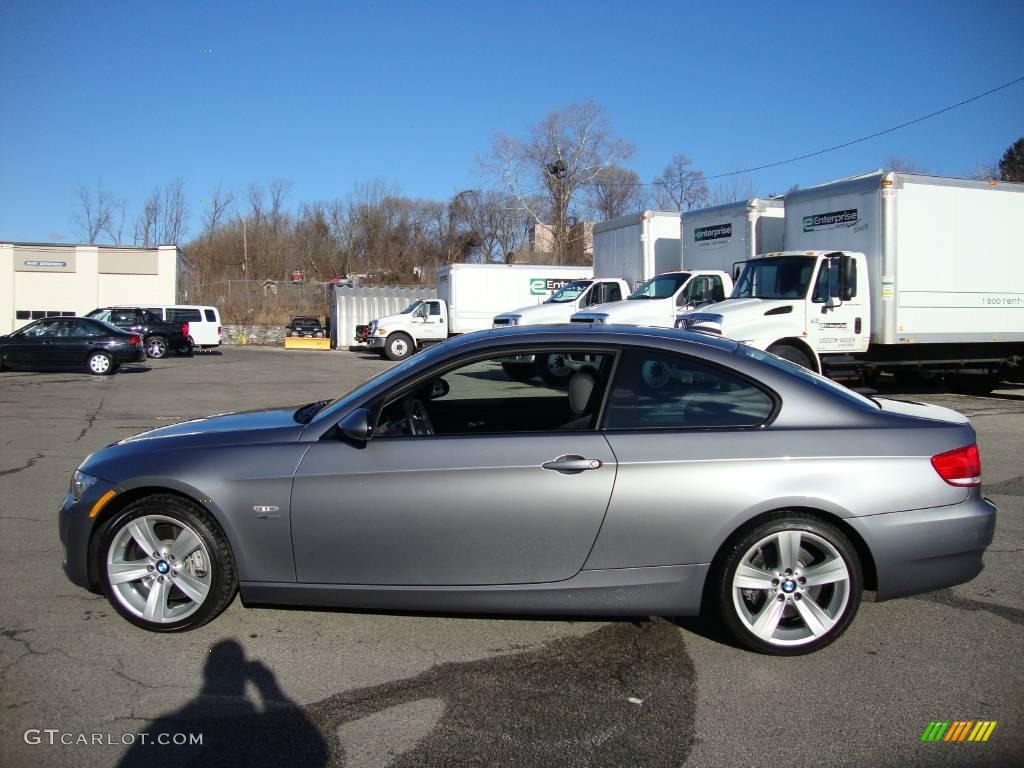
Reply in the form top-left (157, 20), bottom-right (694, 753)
top-left (570, 271), bottom-right (732, 328)
top-left (367, 299), bottom-right (449, 360)
top-left (679, 251), bottom-right (870, 372)
top-left (493, 279), bottom-right (629, 327)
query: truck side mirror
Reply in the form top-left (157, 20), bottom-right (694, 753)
top-left (840, 255), bottom-right (857, 301)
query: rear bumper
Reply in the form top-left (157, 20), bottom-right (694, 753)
top-left (113, 346), bottom-right (146, 363)
top-left (847, 496), bottom-right (996, 601)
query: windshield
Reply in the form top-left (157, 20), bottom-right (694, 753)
top-left (545, 280), bottom-right (592, 304)
top-left (87, 309), bottom-right (112, 322)
top-left (628, 273), bottom-right (691, 300)
top-left (400, 300), bottom-right (424, 314)
top-left (734, 344), bottom-right (879, 409)
top-left (733, 256), bottom-right (816, 300)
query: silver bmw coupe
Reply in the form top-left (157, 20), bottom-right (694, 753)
top-left (59, 325), bottom-right (995, 654)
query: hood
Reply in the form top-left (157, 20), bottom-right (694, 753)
top-left (496, 302), bottom-right (576, 324)
top-left (118, 405), bottom-right (308, 446)
top-left (681, 298), bottom-right (799, 338)
top-left (371, 312), bottom-right (406, 327)
top-left (572, 298), bottom-right (673, 324)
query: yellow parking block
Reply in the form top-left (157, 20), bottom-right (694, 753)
top-left (284, 337), bottom-right (331, 350)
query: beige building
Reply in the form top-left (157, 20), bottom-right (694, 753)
top-left (0, 242), bottom-right (192, 335)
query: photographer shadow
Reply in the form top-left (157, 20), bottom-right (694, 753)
top-left (118, 639), bottom-right (327, 768)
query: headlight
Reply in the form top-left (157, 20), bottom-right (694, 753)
top-left (70, 470), bottom-right (98, 502)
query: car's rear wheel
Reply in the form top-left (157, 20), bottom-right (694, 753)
top-left (97, 495), bottom-right (236, 632)
top-left (145, 335), bottom-right (168, 359)
top-left (714, 514), bottom-right (862, 655)
top-left (87, 351), bottom-right (114, 375)
top-left (385, 333), bottom-right (413, 361)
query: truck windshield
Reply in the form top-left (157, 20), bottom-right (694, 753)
top-left (628, 273), bottom-right (691, 300)
top-left (400, 301), bottom-right (424, 314)
top-left (546, 280), bottom-right (593, 303)
top-left (732, 256), bottom-right (816, 300)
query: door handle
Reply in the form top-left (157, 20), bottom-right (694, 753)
top-left (542, 455), bottom-right (602, 473)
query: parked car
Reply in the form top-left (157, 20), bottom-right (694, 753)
top-left (86, 307), bottom-right (190, 359)
top-left (287, 316), bottom-right (325, 338)
top-left (59, 325), bottom-right (995, 654)
top-left (143, 305), bottom-right (222, 349)
top-left (0, 316), bottom-right (145, 375)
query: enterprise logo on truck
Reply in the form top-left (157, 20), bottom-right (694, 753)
top-left (530, 278), bottom-right (573, 295)
top-left (694, 223), bottom-right (732, 245)
top-left (803, 209), bottom-right (858, 231)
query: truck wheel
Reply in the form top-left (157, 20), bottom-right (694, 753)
top-left (501, 362), bottom-right (535, 383)
top-left (951, 372), bottom-right (998, 396)
top-left (536, 353), bottom-right (573, 386)
top-left (768, 344), bottom-right (812, 371)
top-left (175, 339), bottom-right (195, 357)
top-left (384, 333), bottom-right (413, 361)
top-left (145, 336), bottom-right (168, 359)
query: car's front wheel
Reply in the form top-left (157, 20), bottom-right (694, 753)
top-left (713, 514), bottom-right (862, 655)
top-left (97, 495), bottom-right (237, 632)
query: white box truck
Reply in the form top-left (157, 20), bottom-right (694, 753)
top-left (592, 210), bottom-right (682, 286)
top-left (681, 171), bottom-right (1024, 392)
top-left (682, 197), bottom-right (784, 277)
top-left (575, 209), bottom-right (733, 328)
top-left (366, 263), bottom-right (590, 360)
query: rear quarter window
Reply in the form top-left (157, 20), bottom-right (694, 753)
top-left (204, 309), bottom-right (217, 322)
top-left (167, 308), bottom-right (203, 323)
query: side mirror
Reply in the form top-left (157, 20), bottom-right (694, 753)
top-left (427, 378), bottom-right (449, 400)
top-left (840, 255), bottom-right (856, 301)
top-left (338, 408), bottom-right (372, 442)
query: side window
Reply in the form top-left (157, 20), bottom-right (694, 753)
top-left (709, 275), bottom-right (725, 303)
top-left (604, 282), bottom-right (622, 303)
top-left (812, 260), bottom-right (844, 303)
top-left (427, 302), bottom-right (441, 317)
top-left (374, 350), bottom-right (614, 437)
top-left (67, 320), bottom-right (101, 337)
top-left (204, 309), bottom-right (217, 322)
top-left (111, 310), bottom-right (135, 325)
top-left (168, 308), bottom-right (202, 322)
top-left (24, 320), bottom-right (59, 338)
top-left (604, 349), bottom-right (774, 429)
top-left (146, 308), bottom-right (163, 318)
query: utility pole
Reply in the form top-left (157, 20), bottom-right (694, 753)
top-left (242, 218), bottom-right (249, 277)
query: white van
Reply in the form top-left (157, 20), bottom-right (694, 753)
top-left (143, 305), bottom-right (222, 348)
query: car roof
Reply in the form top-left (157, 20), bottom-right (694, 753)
top-left (450, 323), bottom-right (738, 354)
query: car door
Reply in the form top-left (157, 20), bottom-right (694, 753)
top-left (290, 349), bottom-right (618, 586)
top-left (6, 319), bottom-right (60, 365)
top-left (584, 347), bottom-right (778, 571)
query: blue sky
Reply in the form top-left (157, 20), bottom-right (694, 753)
top-left (1, 0), bottom-right (1022, 243)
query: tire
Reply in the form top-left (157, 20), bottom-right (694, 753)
top-left (96, 494), bottom-right (237, 632)
top-left (535, 352), bottom-right (573, 386)
top-left (145, 335), bottom-right (169, 359)
top-left (951, 372), bottom-right (998, 396)
top-left (712, 513), bottom-right (862, 655)
top-left (501, 362), bottom-right (535, 383)
top-left (0, 353), bottom-right (6, 371)
top-left (768, 343), bottom-right (813, 371)
top-left (384, 333), bottom-right (413, 361)
top-left (175, 338), bottom-right (195, 357)
top-left (641, 358), bottom-right (674, 390)
top-left (87, 351), bottom-right (115, 376)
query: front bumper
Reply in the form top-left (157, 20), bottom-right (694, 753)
top-left (367, 336), bottom-right (386, 348)
top-left (58, 477), bottom-right (121, 590)
top-left (847, 496), bottom-right (996, 601)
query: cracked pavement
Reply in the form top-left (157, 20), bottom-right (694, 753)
top-left (1, 348), bottom-right (1022, 767)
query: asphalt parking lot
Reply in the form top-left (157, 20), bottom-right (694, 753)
top-left (1, 347), bottom-right (1021, 768)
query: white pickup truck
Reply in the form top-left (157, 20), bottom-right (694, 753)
top-left (570, 270), bottom-right (733, 328)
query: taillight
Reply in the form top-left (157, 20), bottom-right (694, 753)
top-left (931, 444), bottom-right (981, 487)
top-left (217, 326), bottom-right (222, 335)
top-left (182, 323), bottom-right (189, 337)
top-left (129, 335), bottom-right (141, 346)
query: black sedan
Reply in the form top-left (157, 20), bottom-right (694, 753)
top-left (0, 317), bottom-right (146, 375)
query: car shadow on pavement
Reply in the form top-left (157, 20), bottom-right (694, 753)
top-left (120, 620), bottom-right (697, 768)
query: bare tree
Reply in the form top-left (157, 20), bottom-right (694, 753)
top-left (72, 181), bottom-right (121, 244)
top-left (707, 173), bottom-right (756, 207)
top-left (160, 177), bottom-right (190, 244)
top-left (247, 183), bottom-right (266, 224)
top-left (203, 183), bottom-right (236, 235)
top-left (485, 101), bottom-right (633, 263)
top-left (587, 165), bottom-right (643, 220)
top-left (134, 189), bottom-right (161, 247)
top-left (885, 156), bottom-right (927, 174)
top-left (268, 178), bottom-right (294, 233)
top-left (653, 154), bottom-right (708, 211)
